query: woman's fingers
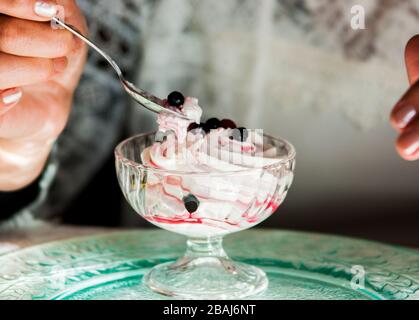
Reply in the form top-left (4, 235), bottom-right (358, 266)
top-left (0, 1), bottom-right (86, 191)
top-left (0, 15), bottom-right (76, 58)
top-left (0, 53), bottom-right (68, 90)
top-left (0, 0), bottom-right (87, 92)
top-left (396, 119), bottom-right (419, 161)
top-left (0, 0), bottom-right (58, 21)
top-left (392, 34), bottom-right (419, 131)
top-left (390, 35), bottom-right (419, 161)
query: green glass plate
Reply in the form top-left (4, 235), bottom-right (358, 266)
top-left (0, 230), bottom-right (418, 300)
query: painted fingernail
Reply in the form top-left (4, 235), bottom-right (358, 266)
top-left (34, 2), bottom-right (58, 18)
top-left (393, 104), bottom-right (417, 129)
top-left (1, 89), bottom-right (22, 106)
top-left (399, 129), bottom-right (419, 156)
top-left (52, 57), bottom-right (68, 73)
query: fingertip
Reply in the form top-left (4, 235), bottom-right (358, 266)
top-left (0, 88), bottom-right (22, 114)
top-left (405, 35), bottom-right (419, 57)
top-left (34, 1), bottom-right (58, 19)
top-left (396, 148), bottom-right (419, 161)
top-left (0, 0), bottom-right (57, 22)
top-left (390, 102), bottom-right (417, 131)
top-left (396, 130), bottom-right (419, 161)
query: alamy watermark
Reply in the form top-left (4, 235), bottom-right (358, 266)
top-left (351, 5), bottom-right (366, 30)
top-left (350, 265), bottom-right (366, 290)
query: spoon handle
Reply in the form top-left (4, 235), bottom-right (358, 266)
top-left (51, 17), bottom-right (190, 120)
top-left (52, 17), bottom-right (123, 76)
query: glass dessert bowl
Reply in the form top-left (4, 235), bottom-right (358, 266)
top-left (115, 131), bottom-right (295, 299)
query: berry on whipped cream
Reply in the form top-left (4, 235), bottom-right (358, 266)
top-left (167, 91), bottom-right (185, 109)
top-left (220, 119), bottom-right (237, 129)
top-left (203, 118), bottom-right (221, 133)
top-left (157, 95), bottom-right (202, 143)
top-left (139, 93), bottom-right (292, 237)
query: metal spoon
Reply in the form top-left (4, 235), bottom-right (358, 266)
top-left (51, 17), bottom-right (190, 120)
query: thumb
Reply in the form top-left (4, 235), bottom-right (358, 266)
top-left (0, 88), bottom-right (22, 116)
top-left (405, 35), bottom-right (419, 85)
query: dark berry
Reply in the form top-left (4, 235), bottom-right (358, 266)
top-left (167, 91), bottom-right (185, 108)
top-left (229, 127), bottom-right (249, 142)
top-left (220, 119), bottom-right (237, 129)
top-left (187, 122), bottom-right (200, 132)
top-left (183, 194), bottom-right (200, 213)
top-left (203, 118), bottom-right (221, 133)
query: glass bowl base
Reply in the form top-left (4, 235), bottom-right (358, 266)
top-left (143, 257), bottom-right (268, 299)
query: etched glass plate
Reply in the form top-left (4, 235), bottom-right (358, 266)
top-left (0, 230), bottom-right (418, 300)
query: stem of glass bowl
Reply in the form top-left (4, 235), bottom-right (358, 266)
top-left (185, 237), bottom-right (227, 258)
top-left (168, 237), bottom-right (237, 274)
top-left (143, 236), bottom-right (268, 299)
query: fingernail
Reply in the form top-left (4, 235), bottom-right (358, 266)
top-left (1, 89), bottom-right (22, 106)
top-left (34, 2), bottom-right (57, 18)
top-left (393, 104), bottom-right (417, 129)
top-left (52, 57), bottom-right (68, 73)
top-left (399, 129), bottom-right (419, 156)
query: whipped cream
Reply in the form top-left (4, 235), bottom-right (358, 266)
top-left (156, 97), bottom-right (202, 143)
top-left (139, 96), bottom-right (292, 237)
top-left (147, 98), bottom-right (279, 172)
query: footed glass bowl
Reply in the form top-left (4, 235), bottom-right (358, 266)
top-left (115, 132), bottom-right (295, 299)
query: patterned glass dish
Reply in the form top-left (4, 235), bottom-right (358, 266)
top-left (0, 230), bottom-right (418, 300)
top-left (114, 132), bottom-right (296, 299)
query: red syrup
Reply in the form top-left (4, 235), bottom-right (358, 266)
top-left (146, 215), bottom-right (204, 225)
top-left (242, 198), bottom-right (281, 223)
top-left (144, 214), bottom-right (241, 228)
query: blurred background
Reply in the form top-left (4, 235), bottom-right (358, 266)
top-left (54, 0), bottom-right (418, 247)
